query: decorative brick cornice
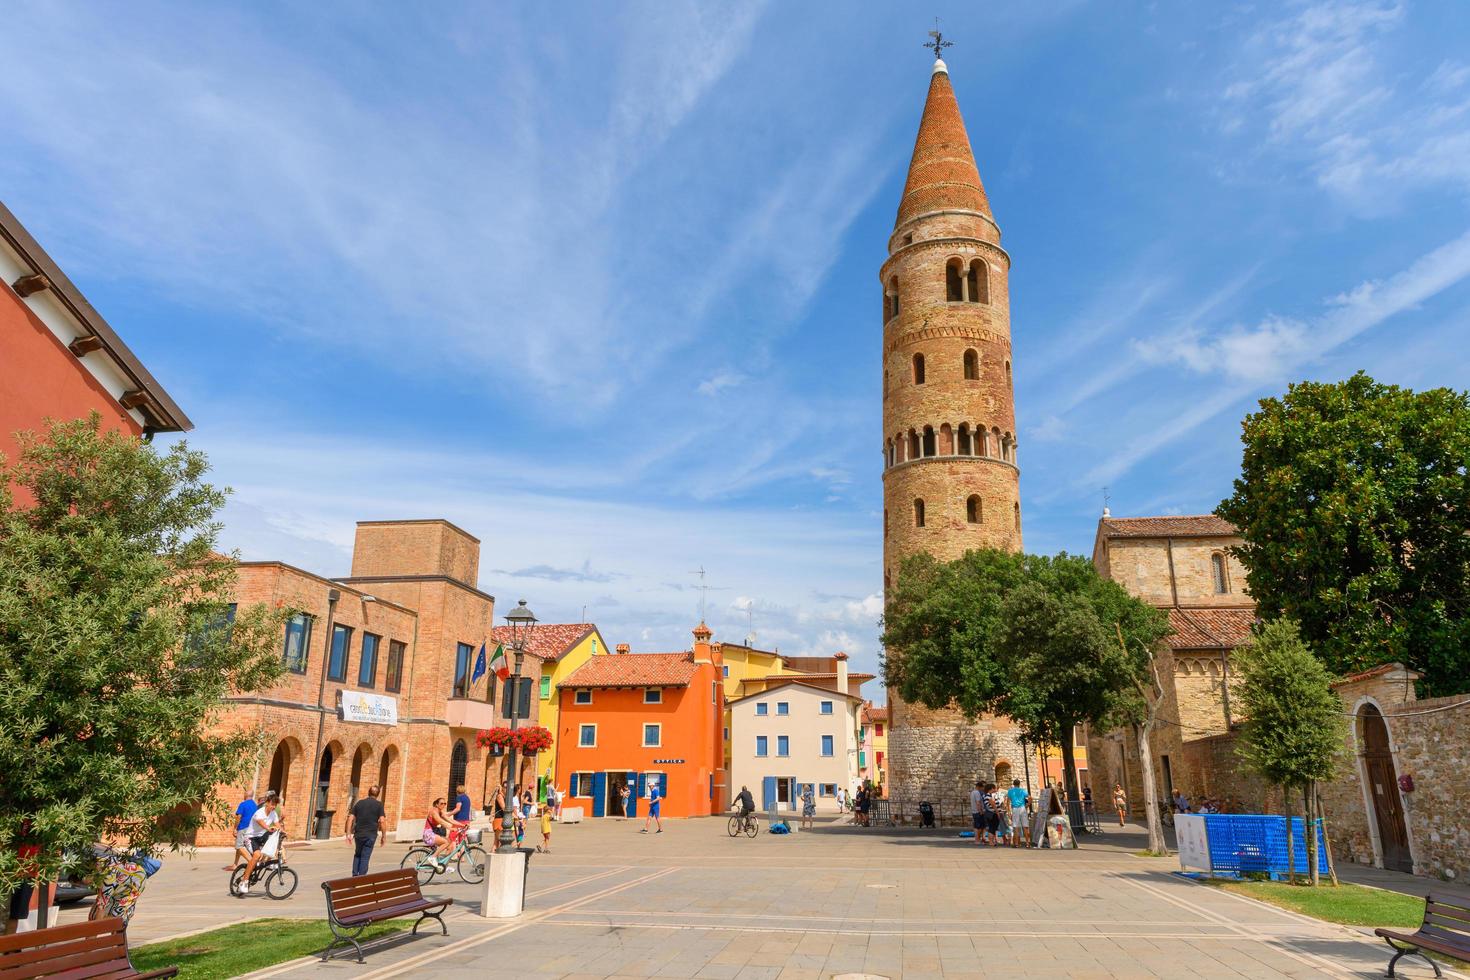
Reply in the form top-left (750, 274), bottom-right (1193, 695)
top-left (880, 235), bottom-right (1010, 279)
top-left (881, 455), bottom-right (1019, 479)
top-left (885, 321), bottom-right (1011, 353)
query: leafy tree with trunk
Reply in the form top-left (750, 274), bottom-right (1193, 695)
top-left (882, 550), bottom-right (1169, 814)
top-left (1217, 372), bottom-right (1470, 696)
top-left (1233, 618), bottom-right (1346, 885)
top-left (0, 417), bottom-right (286, 897)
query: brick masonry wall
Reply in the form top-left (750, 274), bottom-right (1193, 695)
top-left (887, 720), bottom-right (1029, 824)
top-left (199, 522), bottom-right (521, 847)
top-left (1098, 536), bottom-right (1248, 607)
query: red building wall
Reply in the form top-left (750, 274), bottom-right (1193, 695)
top-left (556, 662), bottom-right (724, 819)
top-left (1, 286), bottom-right (141, 464)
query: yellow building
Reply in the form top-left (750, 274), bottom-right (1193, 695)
top-left (859, 703), bottom-right (889, 788)
top-left (490, 622), bottom-right (610, 801)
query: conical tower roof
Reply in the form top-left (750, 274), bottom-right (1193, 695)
top-left (895, 61), bottom-right (992, 228)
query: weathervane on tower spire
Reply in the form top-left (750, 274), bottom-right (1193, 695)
top-left (923, 18), bottom-right (953, 61)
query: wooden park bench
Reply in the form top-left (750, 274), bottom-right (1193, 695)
top-left (0, 916), bottom-right (176, 980)
top-left (320, 868), bottom-right (452, 963)
top-left (1375, 893), bottom-right (1470, 978)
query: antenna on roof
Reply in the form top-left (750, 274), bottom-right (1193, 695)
top-left (1102, 486), bottom-right (1112, 519)
top-left (690, 566), bottom-right (710, 623)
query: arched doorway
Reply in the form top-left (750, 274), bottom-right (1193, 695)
top-left (995, 761), bottom-right (1013, 788)
top-left (448, 740), bottom-right (469, 802)
top-left (267, 742), bottom-right (292, 799)
top-left (349, 744), bottom-right (371, 808)
top-left (378, 746), bottom-right (398, 812)
top-left (314, 746), bottom-right (335, 838)
top-left (1359, 704), bottom-right (1412, 872)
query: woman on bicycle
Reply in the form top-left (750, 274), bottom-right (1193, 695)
top-left (423, 798), bottom-right (457, 864)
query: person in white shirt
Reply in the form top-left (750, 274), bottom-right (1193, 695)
top-left (970, 781), bottom-right (986, 847)
top-left (234, 793), bottom-right (281, 896)
top-left (836, 787), bottom-right (846, 812)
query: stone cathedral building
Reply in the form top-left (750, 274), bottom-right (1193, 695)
top-left (881, 52), bottom-right (1029, 807)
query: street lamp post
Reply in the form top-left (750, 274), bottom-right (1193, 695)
top-left (498, 600), bottom-right (536, 852)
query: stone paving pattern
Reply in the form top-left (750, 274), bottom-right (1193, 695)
top-left (65, 817), bottom-right (1462, 978)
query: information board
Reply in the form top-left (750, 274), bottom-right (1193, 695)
top-left (1175, 814), bottom-right (1212, 871)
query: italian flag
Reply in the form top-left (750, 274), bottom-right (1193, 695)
top-left (489, 643), bottom-right (510, 680)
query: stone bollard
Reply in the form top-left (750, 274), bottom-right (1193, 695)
top-left (478, 848), bottom-right (532, 918)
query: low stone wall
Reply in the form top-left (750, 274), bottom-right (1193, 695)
top-left (888, 718), bottom-right (1028, 824)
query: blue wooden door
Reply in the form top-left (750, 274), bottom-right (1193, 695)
top-left (626, 772), bottom-right (638, 818)
top-left (592, 772), bottom-right (607, 818)
top-left (762, 776), bottom-right (777, 810)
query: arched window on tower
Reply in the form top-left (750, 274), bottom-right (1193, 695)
top-left (969, 259), bottom-right (989, 304)
top-left (1212, 553), bottom-right (1229, 594)
top-left (939, 423), bottom-right (953, 455)
top-left (963, 348), bottom-right (979, 380)
top-left (992, 426), bottom-right (1002, 458)
top-left (887, 276), bottom-right (901, 320)
top-left (913, 499), bottom-right (926, 527)
top-left (946, 258), bottom-right (964, 302)
top-left (966, 495), bottom-right (983, 524)
top-left (975, 427), bottom-right (988, 457)
top-left (922, 425), bottom-right (936, 457)
top-left (912, 353), bottom-right (926, 384)
top-left (957, 424), bottom-right (972, 456)
top-left (907, 429), bottom-right (920, 460)
top-left (1005, 359), bottom-right (1012, 387)
top-left (885, 438), bottom-right (894, 468)
top-left (1013, 501), bottom-right (1021, 530)
top-left (884, 509), bottom-right (889, 537)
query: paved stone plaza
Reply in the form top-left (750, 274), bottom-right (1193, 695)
top-left (64, 818), bottom-right (1453, 978)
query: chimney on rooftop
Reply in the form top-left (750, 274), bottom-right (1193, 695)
top-left (615, 643), bottom-right (630, 655)
top-left (835, 651), bottom-right (849, 696)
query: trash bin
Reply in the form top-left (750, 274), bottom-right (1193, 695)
top-left (313, 809), bottom-right (335, 840)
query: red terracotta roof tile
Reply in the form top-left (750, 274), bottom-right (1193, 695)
top-left (1100, 515), bottom-right (1238, 538)
top-left (1166, 607), bottom-right (1258, 650)
top-left (896, 68), bottom-right (991, 226)
top-left (862, 704), bottom-right (889, 724)
top-left (490, 623), bottom-right (599, 662)
top-left (557, 652), bottom-right (697, 689)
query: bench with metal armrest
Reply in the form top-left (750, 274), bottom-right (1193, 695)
top-left (1375, 893), bottom-right (1470, 978)
top-left (320, 868), bottom-right (452, 963)
top-left (0, 916), bottom-right (176, 980)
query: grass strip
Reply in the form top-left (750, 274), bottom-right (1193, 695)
top-left (1201, 878), bottom-right (1425, 927)
top-left (131, 917), bottom-right (407, 979)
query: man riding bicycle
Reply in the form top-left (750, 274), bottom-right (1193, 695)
top-left (737, 785), bottom-right (755, 817)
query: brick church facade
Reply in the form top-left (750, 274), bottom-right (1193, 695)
top-left (881, 54), bottom-right (1030, 806)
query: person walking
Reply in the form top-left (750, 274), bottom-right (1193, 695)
top-left (800, 785), bottom-right (815, 830)
top-left (980, 783), bottom-right (999, 846)
top-left (226, 793), bottom-right (259, 871)
top-left (453, 784), bottom-right (474, 825)
top-left (970, 780), bottom-right (986, 846)
top-left (345, 785), bottom-right (387, 876)
top-left (836, 786), bottom-right (846, 814)
top-left (1112, 783), bottom-right (1128, 827)
top-left (640, 777), bottom-right (663, 834)
top-left (1007, 779), bottom-right (1030, 848)
top-left (491, 785), bottom-right (506, 840)
top-left (618, 783), bottom-right (631, 820)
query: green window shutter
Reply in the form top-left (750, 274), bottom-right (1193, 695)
top-left (540, 674), bottom-right (552, 699)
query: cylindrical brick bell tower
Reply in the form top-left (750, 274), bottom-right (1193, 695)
top-left (881, 54), bottom-right (1025, 808)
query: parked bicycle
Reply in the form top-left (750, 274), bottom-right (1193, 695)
top-left (401, 826), bottom-right (487, 886)
top-left (727, 811), bottom-right (759, 838)
top-left (1156, 799), bottom-right (1176, 828)
top-left (227, 832), bottom-right (298, 899)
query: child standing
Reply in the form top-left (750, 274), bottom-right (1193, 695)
top-left (537, 806), bottom-right (553, 853)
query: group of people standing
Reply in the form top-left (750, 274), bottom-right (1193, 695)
top-left (971, 779), bottom-right (1031, 847)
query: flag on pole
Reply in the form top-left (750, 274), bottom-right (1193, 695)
top-left (489, 642), bottom-right (510, 680)
top-left (471, 643), bottom-right (487, 683)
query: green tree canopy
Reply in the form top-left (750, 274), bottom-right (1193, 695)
top-left (1217, 372), bottom-right (1470, 695)
top-left (882, 549), bottom-right (1170, 794)
top-left (0, 417), bottom-right (285, 894)
top-left (1233, 618), bottom-right (1345, 788)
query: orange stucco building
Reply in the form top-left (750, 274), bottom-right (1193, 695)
top-left (0, 201), bottom-right (190, 464)
top-left (554, 625), bottom-right (725, 819)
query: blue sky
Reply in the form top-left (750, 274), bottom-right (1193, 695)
top-left (4, 2), bottom-right (1469, 693)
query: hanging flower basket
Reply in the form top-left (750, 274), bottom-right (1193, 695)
top-left (476, 725), bottom-right (553, 754)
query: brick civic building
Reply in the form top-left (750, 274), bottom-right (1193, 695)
top-left (0, 200), bottom-right (190, 463)
top-left (204, 519), bottom-right (545, 845)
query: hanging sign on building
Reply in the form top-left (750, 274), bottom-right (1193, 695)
top-left (339, 691), bottom-right (398, 726)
